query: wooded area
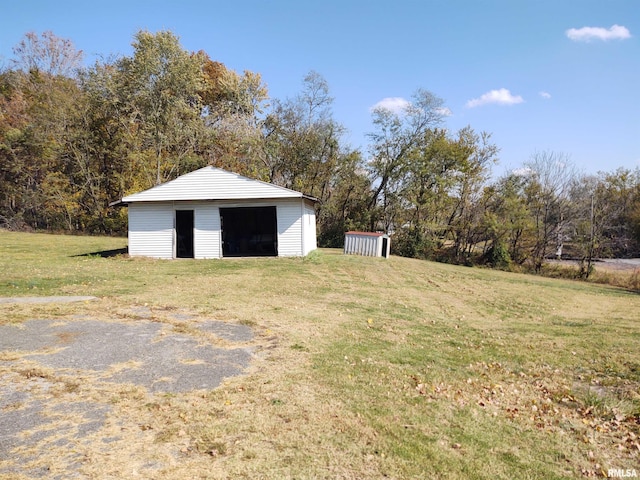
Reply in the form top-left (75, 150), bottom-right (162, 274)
top-left (1, 30), bottom-right (639, 273)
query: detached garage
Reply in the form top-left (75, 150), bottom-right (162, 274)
top-left (116, 167), bottom-right (317, 259)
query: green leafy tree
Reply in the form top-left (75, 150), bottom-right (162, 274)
top-left (396, 129), bottom-right (462, 257)
top-left (483, 173), bottom-right (535, 265)
top-left (316, 150), bottom-right (372, 247)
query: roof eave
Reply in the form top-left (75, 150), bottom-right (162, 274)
top-left (113, 195), bottom-right (316, 205)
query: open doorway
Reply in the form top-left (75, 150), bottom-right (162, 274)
top-left (220, 206), bottom-right (277, 257)
top-left (175, 210), bottom-right (194, 258)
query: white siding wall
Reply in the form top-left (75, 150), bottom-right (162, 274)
top-left (344, 234), bottom-right (383, 257)
top-left (194, 203), bottom-right (221, 259)
top-left (128, 198), bottom-right (316, 259)
top-left (128, 203), bottom-right (174, 259)
top-left (302, 201), bottom-right (317, 256)
top-left (277, 200), bottom-right (303, 256)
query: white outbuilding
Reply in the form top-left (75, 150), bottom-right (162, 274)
top-left (344, 231), bottom-right (390, 258)
top-left (116, 167), bottom-right (317, 259)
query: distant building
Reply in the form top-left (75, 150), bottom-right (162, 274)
top-left (115, 167), bottom-right (317, 259)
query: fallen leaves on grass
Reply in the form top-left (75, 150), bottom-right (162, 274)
top-left (404, 361), bottom-right (640, 472)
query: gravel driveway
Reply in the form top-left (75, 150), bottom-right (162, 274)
top-left (0, 304), bottom-right (255, 478)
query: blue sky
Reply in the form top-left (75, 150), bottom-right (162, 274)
top-left (2, 0), bottom-right (638, 177)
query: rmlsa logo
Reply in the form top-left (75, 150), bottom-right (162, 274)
top-left (608, 469), bottom-right (638, 478)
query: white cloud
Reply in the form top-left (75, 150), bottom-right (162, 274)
top-left (370, 98), bottom-right (453, 118)
top-left (370, 97), bottom-right (410, 114)
top-left (512, 167), bottom-right (534, 177)
top-left (466, 88), bottom-right (524, 108)
top-left (566, 24), bottom-right (631, 42)
top-left (436, 107), bottom-right (453, 117)
top-left (539, 91), bottom-right (551, 99)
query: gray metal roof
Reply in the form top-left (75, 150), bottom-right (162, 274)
top-left (119, 167), bottom-right (314, 203)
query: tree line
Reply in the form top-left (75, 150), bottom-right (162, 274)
top-left (1, 30), bottom-right (639, 274)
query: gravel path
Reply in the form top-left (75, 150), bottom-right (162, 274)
top-left (0, 296), bottom-right (97, 304)
top-left (0, 310), bottom-right (255, 478)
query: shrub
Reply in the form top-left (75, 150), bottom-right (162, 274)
top-left (484, 240), bottom-right (512, 270)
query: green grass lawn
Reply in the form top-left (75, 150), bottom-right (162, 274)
top-left (1, 230), bottom-right (638, 479)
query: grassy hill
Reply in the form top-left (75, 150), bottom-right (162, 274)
top-left (1, 231), bottom-right (638, 479)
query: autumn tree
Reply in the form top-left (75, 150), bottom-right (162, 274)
top-left (0, 68), bottom-right (32, 229)
top-left (11, 31), bottom-right (83, 77)
top-left (598, 168), bottom-right (640, 257)
top-left (199, 54), bottom-right (269, 176)
top-left (443, 127), bottom-right (498, 260)
top-left (393, 129), bottom-right (460, 257)
top-left (263, 71), bottom-right (344, 199)
top-left (0, 31), bottom-right (84, 230)
top-left (522, 151), bottom-right (578, 272)
top-left (387, 125), bottom-right (496, 260)
top-left (367, 89), bottom-right (447, 232)
top-left (115, 30), bottom-right (206, 186)
top-left (261, 71), bottom-right (373, 245)
top-left (482, 172), bottom-right (535, 265)
top-left (570, 168), bottom-right (640, 276)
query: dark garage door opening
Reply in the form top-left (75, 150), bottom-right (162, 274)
top-left (220, 206), bottom-right (277, 257)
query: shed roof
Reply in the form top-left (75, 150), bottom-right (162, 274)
top-left (345, 231), bottom-right (388, 237)
top-left (119, 167), bottom-right (315, 204)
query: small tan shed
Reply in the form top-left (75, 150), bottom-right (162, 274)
top-left (344, 231), bottom-right (390, 258)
